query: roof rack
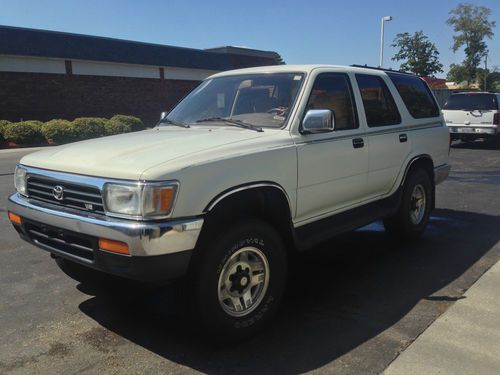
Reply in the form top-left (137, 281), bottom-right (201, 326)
top-left (350, 64), bottom-right (416, 76)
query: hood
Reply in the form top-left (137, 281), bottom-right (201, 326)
top-left (20, 126), bottom-right (278, 180)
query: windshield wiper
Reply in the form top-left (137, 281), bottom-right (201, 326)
top-left (158, 117), bottom-right (190, 128)
top-left (196, 117), bottom-right (263, 132)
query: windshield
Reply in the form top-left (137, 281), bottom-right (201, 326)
top-left (443, 93), bottom-right (498, 111)
top-left (164, 73), bottom-right (305, 128)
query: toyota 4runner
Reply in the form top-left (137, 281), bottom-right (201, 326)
top-left (8, 65), bottom-right (450, 340)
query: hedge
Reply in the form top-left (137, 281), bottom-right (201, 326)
top-left (3, 121), bottom-right (45, 145)
top-left (109, 115), bottom-right (144, 132)
top-left (41, 119), bottom-right (75, 144)
top-left (104, 121), bottom-right (133, 136)
top-left (0, 114), bottom-right (145, 146)
top-left (22, 120), bottom-right (44, 131)
top-left (72, 117), bottom-right (107, 140)
top-left (0, 120), bottom-right (11, 142)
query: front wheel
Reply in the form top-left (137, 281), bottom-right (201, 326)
top-left (186, 219), bottom-right (287, 341)
top-left (384, 168), bottom-right (432, 241)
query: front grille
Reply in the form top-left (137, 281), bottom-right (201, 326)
top-left (27, 175), bottom-right (105, 214)
top-left (24, 220), bottom-right (96, 261)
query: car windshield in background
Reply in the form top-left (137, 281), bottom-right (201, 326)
top-left (163, 73), bottom-right (305, 128)
top-left (443, 94), bottom-right (498, 111)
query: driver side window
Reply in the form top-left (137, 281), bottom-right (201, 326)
top-left (306, 73), bottom-right (358, 130)
top-left (231, 86), bottom-right (278, 115)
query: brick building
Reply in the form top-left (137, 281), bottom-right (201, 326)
top-left (0, 26), bottom-right (283, 125)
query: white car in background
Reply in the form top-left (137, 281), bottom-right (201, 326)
top-left (442, 92), bottom-right (500, 143)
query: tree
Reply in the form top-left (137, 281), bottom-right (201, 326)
top-left (391, 31), bottom-right (443, 76)
top-left (476, 67), bottom-right (500, 91)
top-left (447, 3), bottom-right (496, 84)
top-left (447, 63), bottom-right (469, 84)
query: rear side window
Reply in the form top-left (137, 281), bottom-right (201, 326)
top-left (388, 73), bottom-right (440, 118)
top-left (306, 73), bottom-right (358, 130)
top-left (356, 74), bottom-right (401, 127)
top-left (443, 93), bottom-right (498, 111)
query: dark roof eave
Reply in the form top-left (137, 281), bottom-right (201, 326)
top-left (0, 25), bottom-right (234, 70)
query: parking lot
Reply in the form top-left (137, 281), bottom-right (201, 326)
top-left (1, 142), bottom-right (499, 375)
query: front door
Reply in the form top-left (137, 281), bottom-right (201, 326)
top-left (295, 72), bottom-right (368, 223)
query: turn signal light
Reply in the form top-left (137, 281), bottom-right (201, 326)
top-left (98, 238), bottom-right (129, 255)
top-left (8, 212), bottom-right (22, 226)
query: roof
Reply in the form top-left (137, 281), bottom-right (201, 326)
top-left (0, 25), bottom-right (279, 71)
top-left (205, 46), bottom-right (281, 60)
top-left (209, 64), bottom-right (395, 78)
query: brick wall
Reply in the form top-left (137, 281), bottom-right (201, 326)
top-left (0, 72), bottom-right (199, 126)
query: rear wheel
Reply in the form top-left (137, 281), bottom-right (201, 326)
top-left (384, 168), bottom-right (432, 241)
top-left (186, 219), bottom-right (287, 342)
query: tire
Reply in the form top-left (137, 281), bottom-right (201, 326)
top-left (488, 135), bottom-right (500, 148)
top-left (383, 168), bottom-right (432, 241)
top-left (185, 219), bottom-right (287, 342)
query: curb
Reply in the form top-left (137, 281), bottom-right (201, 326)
top-left (0, 146), bottom-right (49, 154)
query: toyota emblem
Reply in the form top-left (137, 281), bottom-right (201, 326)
top-left (52, 185), bottom-right (64, 201)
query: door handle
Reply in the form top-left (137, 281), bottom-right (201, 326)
top-left (352, 138), bottom-right (364, 149)
top-left (399, 134), bottom-right (408, 143)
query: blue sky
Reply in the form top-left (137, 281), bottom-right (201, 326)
top-left (0, 0), bottom-right (498, 76)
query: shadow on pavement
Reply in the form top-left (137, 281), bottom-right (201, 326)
top-left (78, 208), bottom-right (500, 374)
top-left (451, 139), bottom-right (500, 151)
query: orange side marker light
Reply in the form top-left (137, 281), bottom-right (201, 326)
top-left (8, 212), bottom-right (22, 226)
top-left (98, 238), bottom-right (129, 255)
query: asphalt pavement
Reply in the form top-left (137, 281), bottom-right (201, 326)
top-left (0, 142), bottom-right (499, 374)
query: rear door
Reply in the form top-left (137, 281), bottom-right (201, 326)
top-left (354, 73), bottom-right (411, 198)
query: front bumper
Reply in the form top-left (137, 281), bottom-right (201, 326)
top-left (7, 193), bottom-right (204, 282)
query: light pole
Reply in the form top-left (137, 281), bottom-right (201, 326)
top-left (379, 16), bottom-right (393, 68)
top-left (484, 54), bottom-right (488, 91)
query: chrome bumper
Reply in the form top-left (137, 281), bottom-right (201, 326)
top-left (434, 164), bottom-right (451, 185)
top-left (7, 193), bottom-right (204, 257)
top-left (448, 125), bottom-right (498, 135)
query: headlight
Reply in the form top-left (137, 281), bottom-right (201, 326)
top-left (14, 166), bottom-right (27, 196)
top-left (104, 184), bottom-right (142, 216)
top-left (103, 182), bottom-right (178, 219)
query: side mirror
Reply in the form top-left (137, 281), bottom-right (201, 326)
top-left (302, 109), bottom-right (335, 134)
top-left (160, 111), bottom-right (168, 120)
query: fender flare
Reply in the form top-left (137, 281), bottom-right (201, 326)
top-left (399, 154), bottom-right (434, 187)
top-left (203, 181), bottom-right (292, 214)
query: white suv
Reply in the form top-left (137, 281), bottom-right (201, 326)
top-left (443, 92), bottom-right (500, 142)
top-left (8, 65), bottom-right (450, 340)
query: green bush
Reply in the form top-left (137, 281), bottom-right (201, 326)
top-left (1, 115), bottom-right (143, 145)
top-left (104, 121), bottom-right (133, 136)
top-left (42, 119), bottom-right (75, 144)
top-left (3, 122), bottom-right (45, 145)
top-left (109, 115), bottom-right (144, 132)
top-left (72, 117), bottom-right (107, 140)
top-left (0, 120), bottom-right (11, 141)
top-left (22, 120), bottom-right (44, 131)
